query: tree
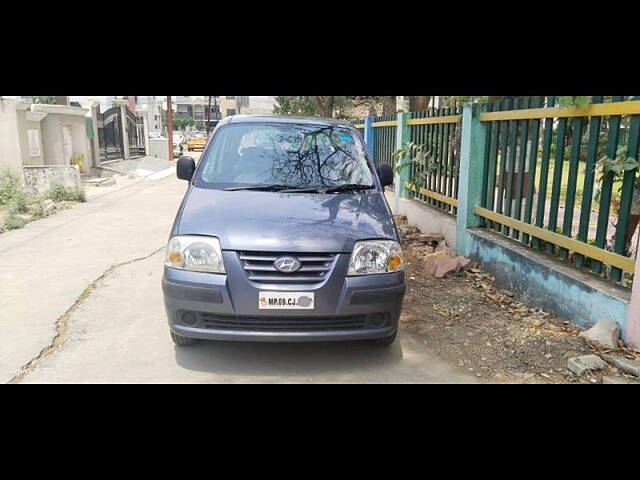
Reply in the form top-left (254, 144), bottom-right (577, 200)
top-left (32, 96), bottom-right (56, 104)
top-left (273, 96), bottom-right (383, 119)
top-left (409, 96), bottom-right (430, 111)
top-left (273, 96), bottom-right (318, 116)
top-left (315, 96), bottom-right (334, 118)
top-left (382, 96), bottom-right (396, 115)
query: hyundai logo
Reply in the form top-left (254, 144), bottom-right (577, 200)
top-left (274, 256), bottom-right (301, 273)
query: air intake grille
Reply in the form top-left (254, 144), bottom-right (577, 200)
top-left (201, 313), bottom-right (367, 332)
top-left (238, 251), bottom-right (336, 284)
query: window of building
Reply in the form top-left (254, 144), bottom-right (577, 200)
top-left (226, 96), bottom-right (235, 99)
top-left (227, 109), bottom-right (236, 116)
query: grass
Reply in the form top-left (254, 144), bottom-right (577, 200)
top-left (532, 159), bottom-right (623, 213)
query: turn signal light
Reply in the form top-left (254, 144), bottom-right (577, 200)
top-left (387, 255), bottom-right (402, 269)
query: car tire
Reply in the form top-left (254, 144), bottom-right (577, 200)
top-left (372, 330), bottom-right (397, 346)
top-left (171, 331), bottom-right (198, 346)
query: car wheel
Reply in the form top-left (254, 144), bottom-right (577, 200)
top-left (372, 330), bottom-right (397, 346)
top-left (171, 331), bottom-right (198, 346)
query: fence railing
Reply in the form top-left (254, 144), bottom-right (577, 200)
top-left (371, 114), bottom-right (397, 167)
top-left (476, 96), bottom-right (639, 285)
top-left (354, 97), bottom-right (639, 289)
top-left (406, 106), bottom-right (462, 215)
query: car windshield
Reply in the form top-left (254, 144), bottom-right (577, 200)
top-left (190, 132), bottom-right (204, 138)
top-left (195, 123), bottom-right (374, 189)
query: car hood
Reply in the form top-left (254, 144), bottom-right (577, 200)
top-left (176, 187), bottom-right (397, 252)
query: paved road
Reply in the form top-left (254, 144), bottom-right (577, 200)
top-left (3, 158), bottom-right (476, 384)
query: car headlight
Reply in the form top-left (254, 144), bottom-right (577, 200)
top-left (348, 240), bottom-right (404, 275)
top-left (165, 236), bottom-right (225, 273)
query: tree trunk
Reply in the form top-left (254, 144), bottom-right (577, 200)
top-left (382, 96), bottom-right (396, 116)
top-left (409, 96), bottom-right (430, 112)
top-left (315, 96), bottom-right (334, 118)
top-left (368, 104), bottom-right (377, 117)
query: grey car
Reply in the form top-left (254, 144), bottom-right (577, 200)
top-left (162, 115), bottom-right (405, 346)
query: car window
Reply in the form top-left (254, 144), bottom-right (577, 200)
top-left (191, 132), bottom-right (204, 138)
top-left (196, 123), bottom-right (374, 188)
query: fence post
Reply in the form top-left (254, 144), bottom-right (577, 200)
top-left (142, 114), bottom-right (150, 156)
top-left (114, 99), bottom-right (130, 160)
top-left (627, 256), bottom-right (640, 348)
top-left (393, 111), bottom-right (411, 212)
top-left (364, 116), bottom-right (375, 158)
top-left (456, 103), bottom-right (488, 256)
top-left (89, 102), bottom-right (101, 168)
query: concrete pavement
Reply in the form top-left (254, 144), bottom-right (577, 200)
top-left (2, 157), bottom-right (476, 383)
top-left (0, 171), bottom-right (187, 383)
top-left (21, 249), bottom-right (476, 383)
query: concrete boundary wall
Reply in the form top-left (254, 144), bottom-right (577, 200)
top-left (465, 228), bottom-right (630, 339)
top-left (386, 191), bottom-right (457, 250)
top-left (22, 165), bottom-right (82, 195)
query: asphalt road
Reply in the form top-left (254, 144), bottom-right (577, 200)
top-left (4, 156), bottom-right (476, 384)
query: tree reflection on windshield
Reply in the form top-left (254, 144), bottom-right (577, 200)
top-left (197, 123), bottom-right (374, 188)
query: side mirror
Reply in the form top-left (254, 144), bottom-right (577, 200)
top-left (377, 163), bottom-right (394, 187)
top-left (177, 156), bottom-right (196, 181)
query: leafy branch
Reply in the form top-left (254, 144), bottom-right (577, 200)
top-left (558, 96), bottom-right (591, 108)
top-left (392, 141), bottom-right (458, 188)
top-left (596, 145), bottom-right (640, 183)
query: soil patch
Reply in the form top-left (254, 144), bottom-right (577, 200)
top-left (399, 232), bottom-right (637, 384)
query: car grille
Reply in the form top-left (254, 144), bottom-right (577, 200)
top-left (201, 313), bottom-right (367, 331)
top-left (238, 251), bottom-right (336, 284)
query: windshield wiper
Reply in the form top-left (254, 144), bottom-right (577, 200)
top-left (324, 184), bottom-right (375, 193)
top-left (223, 184), bottom-right (297, 191)
top-left (279, 184), bottom-right (375, 194)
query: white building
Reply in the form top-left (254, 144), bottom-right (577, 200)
top-left (238, 96), bottom-right (276, 115)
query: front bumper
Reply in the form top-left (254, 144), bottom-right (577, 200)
top-left (162, 251), bottom-right (405, 343)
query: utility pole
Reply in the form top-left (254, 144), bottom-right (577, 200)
top-left (167, 96), bottom-right (173, 161)
top-left (207, 95), bottom-right (212, 135)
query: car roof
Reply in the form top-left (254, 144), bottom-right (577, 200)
top-left (219, 114), bottom-right (353, 128)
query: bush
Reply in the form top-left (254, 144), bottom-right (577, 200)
top-left (6, 190), bottom-right (28, 215)
top-left (47, 183), bottom-right (86, 203)
top-left (0, 169), bottom-right (23, 206)
top-left (3, 212), bottom-right (27, 230)
top-left (28, 202), bottom-right (47, 219)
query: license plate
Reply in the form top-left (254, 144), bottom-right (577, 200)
top-left (258, 292), bottom-right (315, 310)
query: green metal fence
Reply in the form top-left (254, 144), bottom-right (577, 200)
top-left (372, 114), bottom-right (397, 167)
top-left (476, 96), bottom-right (640, 286)
top-left (407, 106), bottom-right (462, 215)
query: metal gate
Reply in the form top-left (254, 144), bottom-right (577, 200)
top-left (127, 109), bottom-right (146, 158)
top-left (96, 106), bottom-right (146, 162)
top-left (97, 107), bottom-right (124, 162)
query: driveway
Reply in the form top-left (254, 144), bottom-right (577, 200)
top-left (2, 156), bottom-right (476, 384)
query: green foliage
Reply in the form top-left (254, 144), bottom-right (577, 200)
top-left (558, 96), bottom-right (591, 108)
top-left (32, 96), bottom-right (57, 104)
top-left (0, 169), bottom-right (24, 206)
top-left (392, 141), bottom-right (457, 187)
top-left (392, 142), bottom-right (430, 187)
top-left (3, 212), bottom-right (27, 230)
top-left (47, 183), bottom-right (86, 203)
top-left (28, 202), bottom-right (50, 219)
top-left (273, 96), bottom-right (320, 116)
top-left (596, 145), bottom-right (639, 179)
top-left (6, 190), bottom-right (28, 215)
